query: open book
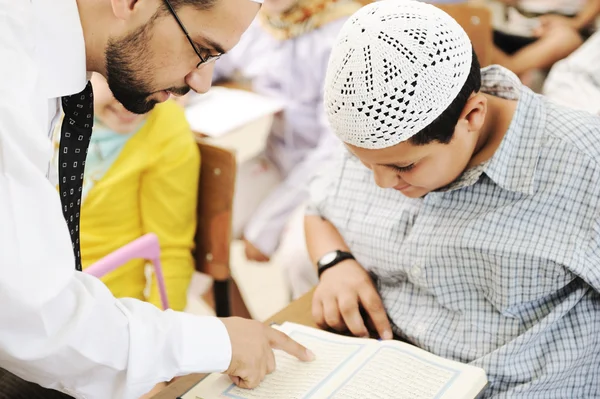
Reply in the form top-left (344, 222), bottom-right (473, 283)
top-left (180, 322), bottom-right (487, 399)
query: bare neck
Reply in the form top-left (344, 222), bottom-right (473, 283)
top-left (76, 0), bottom-right (114, 77)
top-left (468, 93), bottom-right (518, 168)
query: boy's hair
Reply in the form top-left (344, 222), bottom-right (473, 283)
top-left (409, 47), bottom-right (481, 146)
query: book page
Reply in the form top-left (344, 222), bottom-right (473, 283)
top-left (328, 341), bottom-right (486, 399)
top-left (180, 323), bottom-right (375, 399)
top-left (330, 346), bottom-right (459, 398)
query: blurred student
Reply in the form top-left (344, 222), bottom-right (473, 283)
top-left (544, 30), bottom-right (600, 114)
top-left (52, 73), bottom-right (199, 311)
top-left (211, 0), bottom-right (363, 299)
top-left (492, 0), bottom-right (599, 82)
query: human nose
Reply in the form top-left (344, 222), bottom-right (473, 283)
top-left (185, 62), bottom-right (216, 94)
top-left (372, 166), bottom-right (402, 189)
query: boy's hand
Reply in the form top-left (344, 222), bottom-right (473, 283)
top-left (534, 14), bottom-right (576, 36)
top-left (243, 239), bottom-right (270, 262)
top-left (312, 260), bottom-right (392, 340)
top-left (221, 317), bottom-right (315, 389)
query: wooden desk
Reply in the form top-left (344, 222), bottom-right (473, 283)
top-left (153, 289), bottom-right (316, 399)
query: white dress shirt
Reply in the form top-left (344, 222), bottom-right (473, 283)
top-left (0, 1), bottom-right (231, 398)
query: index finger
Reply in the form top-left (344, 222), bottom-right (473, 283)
top-left (359, 288), bottom-right (393, 340)
top-left (267, 328), bottom-right (316, 362)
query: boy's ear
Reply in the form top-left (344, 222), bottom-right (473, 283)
top-left (461, 92), bottom-right (487, 133)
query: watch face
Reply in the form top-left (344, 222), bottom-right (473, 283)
top-left (320, 251), bottom-right (339, 266)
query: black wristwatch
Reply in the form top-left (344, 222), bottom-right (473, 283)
top-left (317, 250), bottom-right (355, 278)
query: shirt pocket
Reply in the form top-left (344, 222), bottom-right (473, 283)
top-left (478, 249), bottom-right (577, 321)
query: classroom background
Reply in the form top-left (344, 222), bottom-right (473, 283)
top-left (73, 0), bottom-right (600, 323)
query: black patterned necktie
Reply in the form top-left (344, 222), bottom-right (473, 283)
top-left (59, 81), bottom-right (94, 271)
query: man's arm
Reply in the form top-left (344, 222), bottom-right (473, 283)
top-left (538, 0), bottom-right (600, 32)
top-left (572, 0), bottom-right (600, 31)
top-left (0, 5), bottom-right (310, 398)
top-left (1, 6), bottom-right (228, 398)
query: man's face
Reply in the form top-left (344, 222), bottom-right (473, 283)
top-left (105, 0), bottom-right (259, 114)
top-left (91, 73), bottom-right (146, 134)
top-left (347, 121), bottom-right (479, 198)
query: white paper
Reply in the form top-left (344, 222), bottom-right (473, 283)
top-left (330, 346), bottom-right (459, 399)
top-left (185, 87), bottom-right (284, 137)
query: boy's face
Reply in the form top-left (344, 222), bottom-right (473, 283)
top-left (103, 0), bottom-right (259, 114)
top-left (91, 74), bottom-right (146, 134)
top-left (347, 112), bottom-right (481, 198)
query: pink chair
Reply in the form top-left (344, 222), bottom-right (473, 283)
top-left (84, 233), bottom-right (170, 310)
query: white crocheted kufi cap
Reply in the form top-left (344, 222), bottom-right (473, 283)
top-left (324, 0), bottom-right (473, 149)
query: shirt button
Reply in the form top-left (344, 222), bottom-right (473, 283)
top-left (414, 322), bottom-right (426, 336)
top-left (411, 265), bottom-right (422, 278)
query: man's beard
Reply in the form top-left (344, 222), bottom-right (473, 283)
top-left (105, 24), bottom-right (190, 114)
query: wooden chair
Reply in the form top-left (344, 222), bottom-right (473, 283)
top-left (194, 141), bottom-right (251, 318)
top-left (437, 2), bottom-right (493, 67)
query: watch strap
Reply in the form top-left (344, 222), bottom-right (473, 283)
top-left (317, 250), bottom-right (355, 278)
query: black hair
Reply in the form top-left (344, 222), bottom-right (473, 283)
top-left (159, 0), bottom-right (217, 15)
top-left (409, 47), bottom-right (481, 146)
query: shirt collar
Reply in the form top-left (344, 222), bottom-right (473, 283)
top-left (34, 0), bottom-right (88, 99)
top-left (440, 65), bottom-right (545, 196)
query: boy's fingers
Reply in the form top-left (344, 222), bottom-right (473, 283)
top-left (360, 288), bottom-right (393, 340)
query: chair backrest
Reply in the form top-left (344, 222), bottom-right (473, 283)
top-left (351, 1), bottom-right (492, 67)
top-left (84, 233), bottom-right (169, 310)
top-left (194, 141), bottom-right (237, 282)
top-left (437, 2), bottom-right (493, 67)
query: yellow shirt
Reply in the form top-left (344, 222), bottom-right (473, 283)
top-left (79, 101), bottom-right (199, 310)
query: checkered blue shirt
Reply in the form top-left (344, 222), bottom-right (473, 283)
top-left (309, 66), bottom-right (600, 398)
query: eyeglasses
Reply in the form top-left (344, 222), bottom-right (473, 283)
top-left (163, 0), bottom-right (222, 68)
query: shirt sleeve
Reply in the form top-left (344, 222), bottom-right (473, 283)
top-left (141, 104), bottom-right (200, 311)
top-left (0, 6), bottom-right (231, 399)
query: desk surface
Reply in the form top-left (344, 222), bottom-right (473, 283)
top-left (153, 289), bottom-right (316, 399)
